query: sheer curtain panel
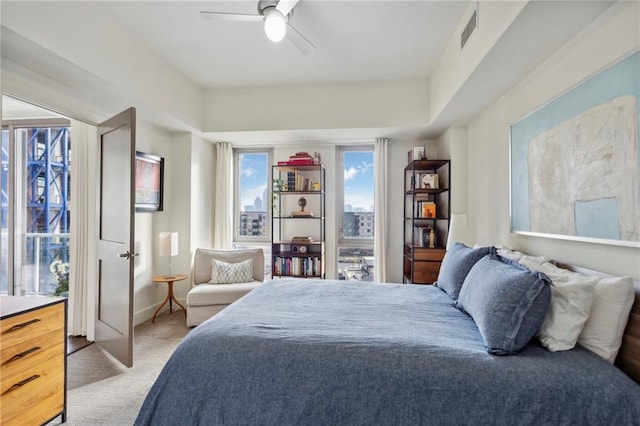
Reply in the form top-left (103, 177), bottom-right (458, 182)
top-left (69, 120), bottom-right (98, 339)
top-left (213, 142), bottom-right (233, 249)
top-left (374, 138), bottom-right (389, 282)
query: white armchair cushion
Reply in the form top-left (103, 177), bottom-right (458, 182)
top-left (210, 258), bottom-right (253, 284)
top-left (187, 282), bottom-right (262, 306)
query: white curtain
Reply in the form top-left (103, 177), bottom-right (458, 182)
top-left (374, 138), bottom-right (389, 282)
top-left (213, 142), bottom-right (233, 249)
top-left (68, 120), bottom-right (98, 338)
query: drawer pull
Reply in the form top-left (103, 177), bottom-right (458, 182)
top-left (3, 346), bottom-right (42, 365)
top-left (3, 374), bottom-right (41, 395)
top-left (6, 318), bottom-right (41, 333)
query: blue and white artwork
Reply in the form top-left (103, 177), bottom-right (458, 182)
top-left (510, 51), bottom-right (639, 246)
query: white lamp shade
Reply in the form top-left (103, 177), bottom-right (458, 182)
top-left (263, 8), bottom-right (287, 42)
top-left (446, 214), bottom-right (470, 249)
top-left (159, 232), bottom-right (179, 257)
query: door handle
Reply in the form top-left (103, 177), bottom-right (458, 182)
top-left (117, 251), bottom-right (140, 260)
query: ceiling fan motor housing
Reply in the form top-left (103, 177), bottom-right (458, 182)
top-left (258, 0), bottom-right (293, 18)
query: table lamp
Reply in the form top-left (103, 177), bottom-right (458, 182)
top-left (446, 214), bottom-right (470, 249)
top-left (159, 232), bottom-right (178, 278)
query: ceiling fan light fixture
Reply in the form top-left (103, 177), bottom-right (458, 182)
top-left (263, 8), bottom-right (287, 43)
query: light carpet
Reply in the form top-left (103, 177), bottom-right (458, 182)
top-left (49, 311), bottom-right (190, 425)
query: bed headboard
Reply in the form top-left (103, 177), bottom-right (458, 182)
top-left (559, 263), bottom-right (640, 385)
top-left (617, 282), bottom-right (640, 384)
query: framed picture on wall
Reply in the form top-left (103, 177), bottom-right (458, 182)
top-left (135, 151), bottom-right (164, 212)
top-left (510, 51), bottom-right (639, 247)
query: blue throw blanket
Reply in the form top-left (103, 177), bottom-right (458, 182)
top-left (136, 279), bottom-right (640, 425)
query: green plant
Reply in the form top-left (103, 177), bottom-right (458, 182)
top-left (272, 178), bottom-right (283, 216)
top-left (50, 260), bottom-right (70, 296)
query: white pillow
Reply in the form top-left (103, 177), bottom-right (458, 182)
top-left (496, 247), bottom-right (525, 262)
top-left (537, 271), bottom-right (597, 351)
top-left (209, 258), bottom-right (253, 284)
top-left (520, 260), bottom-right (598, 352)
top-left (577, 275), bottom-right (634, 363)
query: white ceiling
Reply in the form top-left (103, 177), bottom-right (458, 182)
top-left (103, 0), bottom-right (469, 89)
top-left (1, 1), bottom-right (616, 145)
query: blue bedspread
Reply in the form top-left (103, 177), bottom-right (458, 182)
top-left (136, 279), bottom-right (640, 425)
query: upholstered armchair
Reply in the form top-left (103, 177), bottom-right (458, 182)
top-left (186, 248), bottom-right (264, 327)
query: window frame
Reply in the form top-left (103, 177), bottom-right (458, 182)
top-left (336, 145), bottom-right (375, 281)
top-left (2, 118), bottom-right (71, 296)
top-left (232, 148), bottom-right (273, 243)
top-left (337, 145), bottom-right (375, 244)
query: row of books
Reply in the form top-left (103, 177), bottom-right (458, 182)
top-left (285, 171), bottom-right (317, 192)
top-left (277, 151), bottom-right (316, 166)
top-left (273, 256), bottom-right (322, 277)
top-left (277, 158), bottom-right (315, 166)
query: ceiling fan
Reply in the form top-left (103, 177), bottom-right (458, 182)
top-left (200, 0), bottom-right (316, 55)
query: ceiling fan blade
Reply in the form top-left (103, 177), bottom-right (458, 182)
top-left (276, 0), bottom-right (300, 17)
top-left (200, 11), bottom-right (263, 22)
top-left (286, 23), bottom-right (316, 56)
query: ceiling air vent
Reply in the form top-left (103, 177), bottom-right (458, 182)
top-left (460, 9), bottom-right (477, 49)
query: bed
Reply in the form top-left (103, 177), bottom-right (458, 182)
top-left (135, 259), bottom-right (640, 425)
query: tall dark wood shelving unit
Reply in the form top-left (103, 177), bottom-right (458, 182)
top-left (403, 159), bottom-right (450, 284)
top-left (271, 165), bottom-right (326, 279)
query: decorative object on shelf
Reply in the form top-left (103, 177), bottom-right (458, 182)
top-left (429, 228), bottom-right (436, 248)
top-left (159, 232), bottom-right (179, 278)
top-left (291, 244), bottom-right (308, 254)
top-left (409, 146), bottom-right (426, 161)
top-left (313, 152), bottom-right (322, 165)
top-left (422, 202), bottom-right (436, 218)
top-left (292, 196), bottom-right (313, 217)
top-left (135, 151), bottom-right (164, 212)
top-left (272, 178), bottom-right (284, 216)
top-left (421, 173), bottom-right (439, 189)
top-left (447, 214), bottom-right (470, 249)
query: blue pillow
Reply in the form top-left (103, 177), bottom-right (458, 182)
top-left (457, 254), bottom-right (552, 355)
top-left (435, 242), bottom-right (495, 301)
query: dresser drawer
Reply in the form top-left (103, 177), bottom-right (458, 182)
top-left (1, 329), bottom-right (65, 379)
top-left (1, 353), bottom-right (65, 425)
top-left (1, 303), bottom-right (64, 348)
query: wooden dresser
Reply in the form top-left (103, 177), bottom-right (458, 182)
top-left (1, 296), bottom-right (67, 425)
top-left (403, 246), bottom-right (445, 284)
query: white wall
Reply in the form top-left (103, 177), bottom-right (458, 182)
top-left (1, 2), bottom-right (203, 130)
top-left (190, 135), bottom-right (215, 251)
top-left (466, 1), bottom-right (640, 279)
top-left (204, 80), bottom-right (429, 133)
top-left (386, 139), bottom-right (439, 282)
top-left (430, 1), bottom-right (526, 121)
top-left (437, 126), bottom-right (468, 215)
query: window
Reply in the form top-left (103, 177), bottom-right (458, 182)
top-left (1, 122), bottom-right (71, 296)
top-left (337, 146), bottom-right (375, 282)
top-left (233, 149), bottom-right (272, 242)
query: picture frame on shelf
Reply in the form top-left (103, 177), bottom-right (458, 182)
top-left (421, 174), bottom-right (439, 189)
top-left (408, 146), bottom-right (426, 162)
top-left (135, 151), bottom-right (164, 212)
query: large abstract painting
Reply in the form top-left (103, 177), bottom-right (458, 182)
top-left (510, 51), bottom-right (639, 247)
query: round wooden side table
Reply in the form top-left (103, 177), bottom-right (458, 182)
top-left (152, 274), bottom-right (188, 323)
